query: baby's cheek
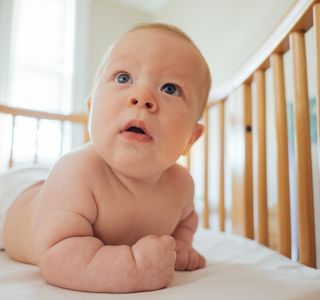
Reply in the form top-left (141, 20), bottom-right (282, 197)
top-left (167, 130), bottom-right (190, 154)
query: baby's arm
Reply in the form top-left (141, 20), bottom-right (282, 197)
top-left (37, 212), bottom-right (175, 292)
top-left (170, 166), bottom-right (205, 271)
top-left (172, 209), bottom-right (205, 271)
top-left (35, 156), bottom-right (176, 293)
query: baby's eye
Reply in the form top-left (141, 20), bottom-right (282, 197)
top-left (115, 72), bottom-right (131, 84)
top-left (161, 83), bottom-right (181, 96)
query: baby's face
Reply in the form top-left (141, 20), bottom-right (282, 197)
top-left (89, 28), bottom-right (206, 178)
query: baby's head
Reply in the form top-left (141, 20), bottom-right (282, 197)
top-left (88, 23), bottom-right (212, 177)
top-left (90, 23), bottom-right (211, 120)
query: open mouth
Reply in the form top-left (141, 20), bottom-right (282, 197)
top-left (121, 120), bottom-right (152, 142)
top-left (125, 126), bottom-right (146, 135)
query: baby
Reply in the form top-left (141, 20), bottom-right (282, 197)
top-left (2, 23), bottom-right (211, 293)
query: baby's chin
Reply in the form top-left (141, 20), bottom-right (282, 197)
top-left (93, 142), bottom-right (177, 180)
top-left (106, 157), bottom-right (169, 181)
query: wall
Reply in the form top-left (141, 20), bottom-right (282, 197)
top-left (85, 0), bottom-right (296, 102)
top-left (153, 0), bottom-right (296, 87)
top-left (88, 0), bottom-right (151, 99)
top-left (0, 0), bottom-right (13, 102)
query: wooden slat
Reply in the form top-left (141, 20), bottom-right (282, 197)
top-left (290, 31), bottom-right (316, 268)
top-left (243, 83), bottom-right (254, 239)
top-left (219, 102), bottom-right (225, 231)
top-left (203, 107), bottom-right (210, 228)
top-left (186, 151), bottom-right (191, 171)
top-left (253, 70), bottom-right (269, 246)
top-left (230, 93), bottom-right (245, 236)
top-left (60, 121), bottom-right (65, 155)
top-left (34, 119), bottom-right (40, 164)
top-left (270, 53), bottom-right (292, 258)
top-left (8, 116), bottom-right (16, 168)
top-left (314, 4), bottom-right (320, 177)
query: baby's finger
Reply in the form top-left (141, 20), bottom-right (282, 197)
top-left (175, 250), bottom-right (188, 271)
top-left (171, 250), bottom-right (177, 267)
top-left (173, 250), bottom-right (177, 261)
top-left (160, 235), bottom-right (176, 251)
top-left (187, 250), bottom-right (200, 271)
top-left (199, 254), bottom-right (206, 268)
top-left (144, 234), bottom-right (159, 240)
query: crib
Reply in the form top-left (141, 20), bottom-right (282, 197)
top-left (1, 0), bottom-right (320, 299)
top-left (201, 0), bottom-right (320, 268)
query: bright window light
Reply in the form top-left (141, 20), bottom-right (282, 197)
top-left (9, 0), bottom-right (75, 113)
top-left (3, 0), bottom-right (76, 166)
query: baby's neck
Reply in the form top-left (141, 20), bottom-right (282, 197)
top-left (108, 165), bottom-right (166, 198)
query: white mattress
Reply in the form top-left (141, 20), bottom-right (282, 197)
top-left (0, 229), bottom-right (319, 300)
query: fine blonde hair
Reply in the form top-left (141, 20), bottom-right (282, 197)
top-left (92, 23), bottom-right (212, 120)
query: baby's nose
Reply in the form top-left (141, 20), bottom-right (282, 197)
top-left (128, 93), bottom-right (158, 113)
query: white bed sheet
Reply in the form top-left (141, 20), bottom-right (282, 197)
top-left (0, 229), bottom-right (319, 300)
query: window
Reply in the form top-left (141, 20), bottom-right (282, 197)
top-left (8, 0), bottom-right (75, 112)
top-left (0, 0), bottom-right (76, 168)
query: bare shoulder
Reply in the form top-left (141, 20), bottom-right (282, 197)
top-left (51, 143), bottom-right (101, 175)
top-left (166, 163), bottom-right (195, 216)
top-left (167, 163), bottom-right (194, 192)
top-left (40, 143), bottom-right (102, 223)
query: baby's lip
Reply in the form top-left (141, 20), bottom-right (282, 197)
top-left (121, 119), bottom-right (152, 139)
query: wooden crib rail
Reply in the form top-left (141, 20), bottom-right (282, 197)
top-left (0, 104), bottom-right (87, 123)
top-left (253, 70), bottom-right (268, 246)
top-left (270, 53), bottom-right (292, 259)
top-left (0, 104), bottom-right (88, 168)
top-left (203, 0), bottom-right (320, 268)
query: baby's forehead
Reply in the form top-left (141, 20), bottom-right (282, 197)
top-left (118, 27), bottom-right (185, 44)
top-left (101, 28), bottom-right (209, 94)
top-left (108, 32), bottom-right (201, 76)
top-left (109, 28), bottom-right (197, 58)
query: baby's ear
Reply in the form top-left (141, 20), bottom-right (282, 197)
top-left (86, 97), bottom-right (92, 113)
top-left (182, 123), bottom-right (204, 155)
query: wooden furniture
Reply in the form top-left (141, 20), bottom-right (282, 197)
top-left (201, 0), bottom-right (319, 268)
top-left (0, 104), bottom-right (88, 168)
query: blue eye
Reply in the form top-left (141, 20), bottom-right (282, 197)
top-left (161, 83), bottom-right (181, 96)
top-left (116, 73), bottom-right (131, 84)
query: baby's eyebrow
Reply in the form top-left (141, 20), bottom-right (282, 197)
top-left (162, 71), bottom-right (193, 90)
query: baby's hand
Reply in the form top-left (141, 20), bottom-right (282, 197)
top-left (174, 239), bottom-right (206, 271)
top-left (131, 235), bottom-right (176, 291)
